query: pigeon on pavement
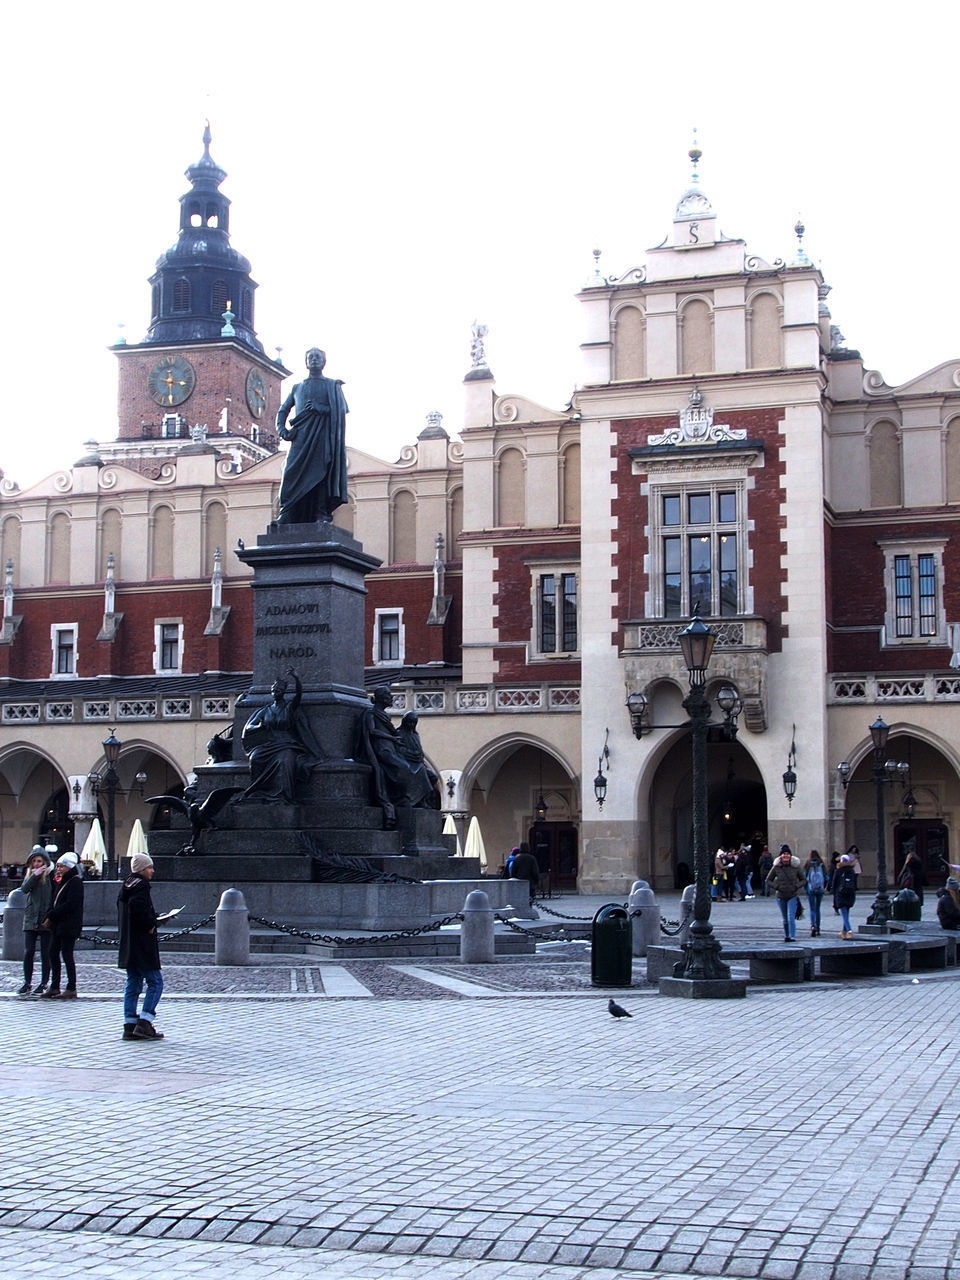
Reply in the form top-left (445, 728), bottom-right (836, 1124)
top-left (608, 998), bottom-right (632, 1019)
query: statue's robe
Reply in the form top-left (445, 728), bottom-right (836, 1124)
top-left (277, 377), bottom-right (349, 523)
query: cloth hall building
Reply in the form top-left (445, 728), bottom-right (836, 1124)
top-left (1, 134), bottom-right (958, 895)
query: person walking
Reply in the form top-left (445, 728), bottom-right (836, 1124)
top-left (803, 850), bottom-right (827, 937)
top-left (765, 844), bottom-right (805, 941)
top-left (834, 852), bottom-right (858, 939)
top-left (118, 852), bottom-right (165, 1041)
top-left (41, 853), bottom-right (84, 999)
top-left (18, 845), bottom-right (55, 996)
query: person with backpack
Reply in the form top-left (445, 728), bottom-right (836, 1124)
top-left (834, 853), bottom-right (859, 939)
top-left (803, 850), bottom-right (827, 937)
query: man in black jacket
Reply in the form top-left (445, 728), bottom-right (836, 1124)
top-left (118, 853), bottom-right (164, 1041)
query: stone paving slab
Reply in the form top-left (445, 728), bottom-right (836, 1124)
top-left (1, 974), bottom-right (960, 1279)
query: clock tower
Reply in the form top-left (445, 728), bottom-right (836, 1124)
top-left (113, 126), bottom-right (288, 473)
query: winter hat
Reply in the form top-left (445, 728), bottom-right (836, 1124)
top-left (130, 853), bottom-right (154, 874)
top-left (778, 844), bottom-right (792, 855)
top-left (946, 877), bottom-right (959, 889)
top-left (56, 853), bottom-right (79, 868)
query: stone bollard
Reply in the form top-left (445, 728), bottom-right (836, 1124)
top-left (628, 879), bottom-right (661, 957)
top-left (460, 889), bottom-right (495, 964)
top-left (215, 888), bottom-right (250, 966)
top-left (1, 888), bottom-right (26, 961)
top-left (678, 883), bottom-right (696, 945)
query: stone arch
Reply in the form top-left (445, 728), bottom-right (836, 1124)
top-left (613, 303), bottom-right (645, 380)
top-left (867, 419), bottom-right (902, 508)
top-left (448, 485), bottom-right (464, 557)
top-left (391, 489), bottom-right (417, 564)
top-left (202, 499), bottom-right (227, 576)
top-left (150, 504), bottom-right (175, 579)
top-left (99, 507), bottom-right (122, 580)
top-left (560, 442), bottom-right (581, 524)
top-left (1, 515), bottom-right (21, 585)
top-left (48, 511), bottom-right (71, 584)
top-left (678, 296), bottom-right (714, 375)
top-left (496, 446), bottom-right (525, 527)
top-left (746, 290), bottom-right (783, 368)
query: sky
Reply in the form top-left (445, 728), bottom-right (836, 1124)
top-left (1, 1), bottom-right (957, 489)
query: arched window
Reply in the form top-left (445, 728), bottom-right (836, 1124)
top-left (448, 486), bottom-right (464, 556)
top-left (205, 204), bottom-right (220, 228)
top-left (172, 279), bottom-right (191, 312)
top-left (561, 443), bottom-right (581, 524)
top-left (203, 501), bottom-right (227, 576)
top-left (946, 419), bottom-right (960, 504)
top-left (391, 490), bottom-right (417, 564)
top-left (614, 306), bottom-right (645, 380)
top-left (241, 289), bottom-right (253, 324)
top-left (188, 203), bottom-right (202, 228)
top-left (748, 292), bottom-right (782, 368)
top-left (151, 506), bottom-right (175, 579)
top-left (49, 513), bottom-right (71, 585)
top-left (99, 509), bottom-right (122, 580)
top-left (869, 421), bottom-right (902, 508)
top-left (679, 298), bottom-right (713, 375)
top-left (211, 280), bottom-right (229, 316)
top-left (497, 447), bottom-right (525, 527)
top-left (1, 516), bottom-right (21, 585)
top-left (151, 284), bottom-right (160, 319)
top-left (333, 495), bottom-right (355, 535)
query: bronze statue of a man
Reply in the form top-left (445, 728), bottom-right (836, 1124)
top-left (276, 348), bottom-right (349, 524)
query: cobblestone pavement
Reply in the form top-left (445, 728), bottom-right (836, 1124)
top-left (2, 893), bottom-right (958, 1279)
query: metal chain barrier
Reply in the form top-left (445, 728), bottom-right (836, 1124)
top-left (659, 903), bottom-right (693, 936)
top-left (247, 912), bottom-right (465, 948)
top-left (80, 912), bottom-right (217, 948)
top-left (531, 900), bottom-right (595, 921)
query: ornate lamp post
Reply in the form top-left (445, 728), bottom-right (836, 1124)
top-left (101, 730), bottom-right (121, 881)
top-left (626, 610), bottom-right (742, 987)
top-left (676, 614), bottom-right (732, 982)
top-left (869, 716), bottom-right (894, 929)
top-left (836, 716), bottom-right (910, 931)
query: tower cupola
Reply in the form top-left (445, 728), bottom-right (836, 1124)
top-left (144, 125), bottom-right (263, 352)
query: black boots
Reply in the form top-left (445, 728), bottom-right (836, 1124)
top-left (132, 1019), bottom-right (164, 1040)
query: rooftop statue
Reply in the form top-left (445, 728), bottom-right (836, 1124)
top-left (275, 348), bottom-right (349, 524)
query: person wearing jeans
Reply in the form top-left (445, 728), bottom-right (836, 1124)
top-left (118, 852), bottom-right (165, 1040)
top-left (765, 845), bottom-right (805, 942)
top-left (804, 850), bottom-right (827, 937)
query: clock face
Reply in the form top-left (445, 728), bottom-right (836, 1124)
top-left (246, 368), bottom-right (267, 418)
top-left (147, 355), bottom-right (196, 407)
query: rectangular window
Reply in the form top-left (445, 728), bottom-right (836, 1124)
top-left (153, 620), bottom-right (183, 675)
top-left (53, 627), bottom-right (76, 676)
top-left (881, 541), bottom-right (947, 647)
top-left (379, 613), bottom-right (400, 662)
top-left (656, 487), bottom-right (743, 619)
top-left (529, 564), bottom-right (580, 659)
top-left (160, 624), bottom-right (180, 670)
top-left (373, 609), bottom-right (404, 666)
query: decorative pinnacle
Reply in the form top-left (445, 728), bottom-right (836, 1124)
top-left (689, 127), bottom-right (702, 182)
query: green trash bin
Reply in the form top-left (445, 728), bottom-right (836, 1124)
top-left (591, 904), bottom-right (632, 987)
top-left (891, 888), bottom-right (922, 921)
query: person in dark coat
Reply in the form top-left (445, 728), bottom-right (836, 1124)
top-left (897, 851), bottom-right (927, 904)
top-left (118, 852), bottom-right (164, 1041)
top-left (509, 842), bottom-right (540, 903)
top-left (41, 853), bottom-right (84, 999)
top-left (936, 878), bottom-right (960, 931)
top-left (18, 845), bottom-right (55, 996)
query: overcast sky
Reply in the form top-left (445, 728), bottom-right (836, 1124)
top-left (2, 1), bottom-right (956, 489)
